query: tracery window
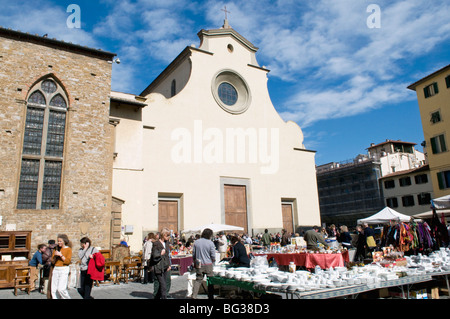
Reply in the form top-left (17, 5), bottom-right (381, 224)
top-left (17, 78), bottom-right (68, 209)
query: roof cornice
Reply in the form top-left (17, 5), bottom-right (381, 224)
top-left (197, 27), bottom-right (258, 52)
top-left (0, 26), bottom-right (116, 61)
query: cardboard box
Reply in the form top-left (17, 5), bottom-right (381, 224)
top-left (410, 289), bottom-right (428, 299)
top-left (431, 287), bottom-right (440, 299)
top-left (395, 258), bottom-right (407, 267)
top-left (379, 288), bottom-right (390, 298)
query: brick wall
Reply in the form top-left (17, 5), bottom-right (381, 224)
top-left (0, 33), bottom-right (115, 256)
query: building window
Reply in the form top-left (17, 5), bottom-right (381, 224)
top-left (384, 180), bottom-right (395, 189)
top-left (417, 193), bottom-right (431, 206)
top-left (399, 177), bottom-right (412, 187)
top-left (17, 77), bottom-right (67, 209)
top-left (218, 82), bottom-right (238, 106)
top-left (430, 111), bottom-right (441, 124)
top-left (437, 170), bottom-right (450, 190)
top-left (414, 174), bottom-right (428, 184)
top-left (430, 134), bottom-right (447, 154)
top-left (386, 197), bottom-right (398, 208)
top-left (171, 79), bottom-right (176, 97)
top-left (446, 75), bottom-right (450, 89)
top-left (402, 195), bottom-right (415, 207)
top-left (423, 82), bottom-right (439, 98)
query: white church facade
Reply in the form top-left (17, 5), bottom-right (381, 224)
top-left (111, 22), bottom-right (321, 251)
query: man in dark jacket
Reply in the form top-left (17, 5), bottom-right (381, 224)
top-left (151, 229), bottom-right (171, 299)
top-left (41, 239), bottom-right (57, 295)
top-left (230, 236), bottom-right (250, 267)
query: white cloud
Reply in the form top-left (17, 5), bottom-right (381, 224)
top-left (208, 0), bottom-right (450, 127)
top-left (279, 78), bottom-right (412, 127)
top-left (0, 0), bottom-right (98, 48)
top-left (2, 0), bottom-right (448, 123)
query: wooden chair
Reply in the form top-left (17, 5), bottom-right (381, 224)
top-left (121, 256), bottom-right (142, 283)
top-left (14, 267), bottom-right (32, 296)
top-left (129, 256), bottom-right (143, 282)
top-left (111, 245), bottom-right (130, 262)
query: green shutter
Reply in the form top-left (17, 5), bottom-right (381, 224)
top-left (446, 75), bottom-right (450, 89)
top-left (433, 82), bottom-right (439, 94)
top-left (424, 87), bottom-right (430, 98)
top-left (439, 134), bottom-right (447, 152)
top-left (437, 172), bottom-right (444, 189)
top-left (430, 137), bottom-right (438, 154)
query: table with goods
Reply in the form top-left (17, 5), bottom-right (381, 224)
top-left (209, 246), bottom-right (450, 299)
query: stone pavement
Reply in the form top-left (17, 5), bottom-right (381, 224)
top-left (0, 273), bottom-right (204, 299)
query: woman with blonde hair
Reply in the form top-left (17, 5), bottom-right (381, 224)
top-left (51, 234), bottom-right (72, 299)
top-left (338, 225), bottom-right (353, 249)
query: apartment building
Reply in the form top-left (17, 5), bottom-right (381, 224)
top-left (408, 64), bottom-right (450, 198)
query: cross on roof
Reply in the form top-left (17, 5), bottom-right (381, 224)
top-left (221, 6), bottom-right (230, 20)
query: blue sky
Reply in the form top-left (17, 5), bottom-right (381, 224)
top-left (1, 0), bottom-right (449, 165)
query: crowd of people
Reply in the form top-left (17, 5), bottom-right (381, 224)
top-left (24, 223), bottom-right (381, 300)
top-left (140, 229), bottom-right (253, 299)
top-left (27, 234), bottom-right (106, 299)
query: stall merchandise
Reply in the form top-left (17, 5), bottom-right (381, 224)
top-left (380, 218), bottom-right (448, 253)
top-left (209, 247), bottom-right (450, 298)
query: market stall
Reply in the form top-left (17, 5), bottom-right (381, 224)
top-left (256, 251), bottom-right (349, 269)
top-left (357, 207), bottom-right (413, 224)
top-left (209, 247), bottom-right (450, 299)
top-left (171, 254), bottom-right (193, 275)
top-left (181, 223), bottom-right (244, 234)
top-left (431, 194), bottom-right (450, 210)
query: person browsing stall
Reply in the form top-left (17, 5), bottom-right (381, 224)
top-left (304, 226), bottom-right (329, 251)
top-left (191, 228), bottom-right (216, 299)
top-left (230, 236), bottom-right (250, 267)
top-left (29, 244), bottom-right (47, 291)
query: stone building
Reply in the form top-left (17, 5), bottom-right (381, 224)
top-left (0, 27), bottom-right (116, 250)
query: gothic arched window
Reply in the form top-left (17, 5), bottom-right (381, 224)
top-left (17, 77), bottom-right (68, 209)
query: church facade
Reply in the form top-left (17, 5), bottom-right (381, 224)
top-left (0, 22), bottom-right (321, 253)
top-left (112, 23), bottom-right (321, 251)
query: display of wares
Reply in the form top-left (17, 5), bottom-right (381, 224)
top-left (211, 248), bottom-right (450, 294)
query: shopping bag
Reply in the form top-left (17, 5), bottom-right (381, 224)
top-left (366, 236), bottom-right (376, 248)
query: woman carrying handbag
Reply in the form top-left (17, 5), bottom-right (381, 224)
top-left (77, 237), bottom-right (98, 299)
top-left (151, 228), bottom-right (171, 299)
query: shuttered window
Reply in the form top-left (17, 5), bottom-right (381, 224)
top-left (430, 134), bottom-right (447, 154)
top-left (423, 82), bottom-right (439, 98)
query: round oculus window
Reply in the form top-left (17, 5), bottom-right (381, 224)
top-left (212, 70), bottom-right (251, 114)
top-left (218, 82), bottom-right (238, 106)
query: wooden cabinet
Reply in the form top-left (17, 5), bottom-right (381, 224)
top-left (0, 231), bottom-right (32, 288)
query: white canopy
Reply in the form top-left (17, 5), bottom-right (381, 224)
top-left (431, 195), bottom-right (450, 210)
top-left (357, 207), bottom-right (412, 224)
top-left (413, 209), bottom-right (450, 219)
top-left (182, 223), bottom-right (244, 234)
